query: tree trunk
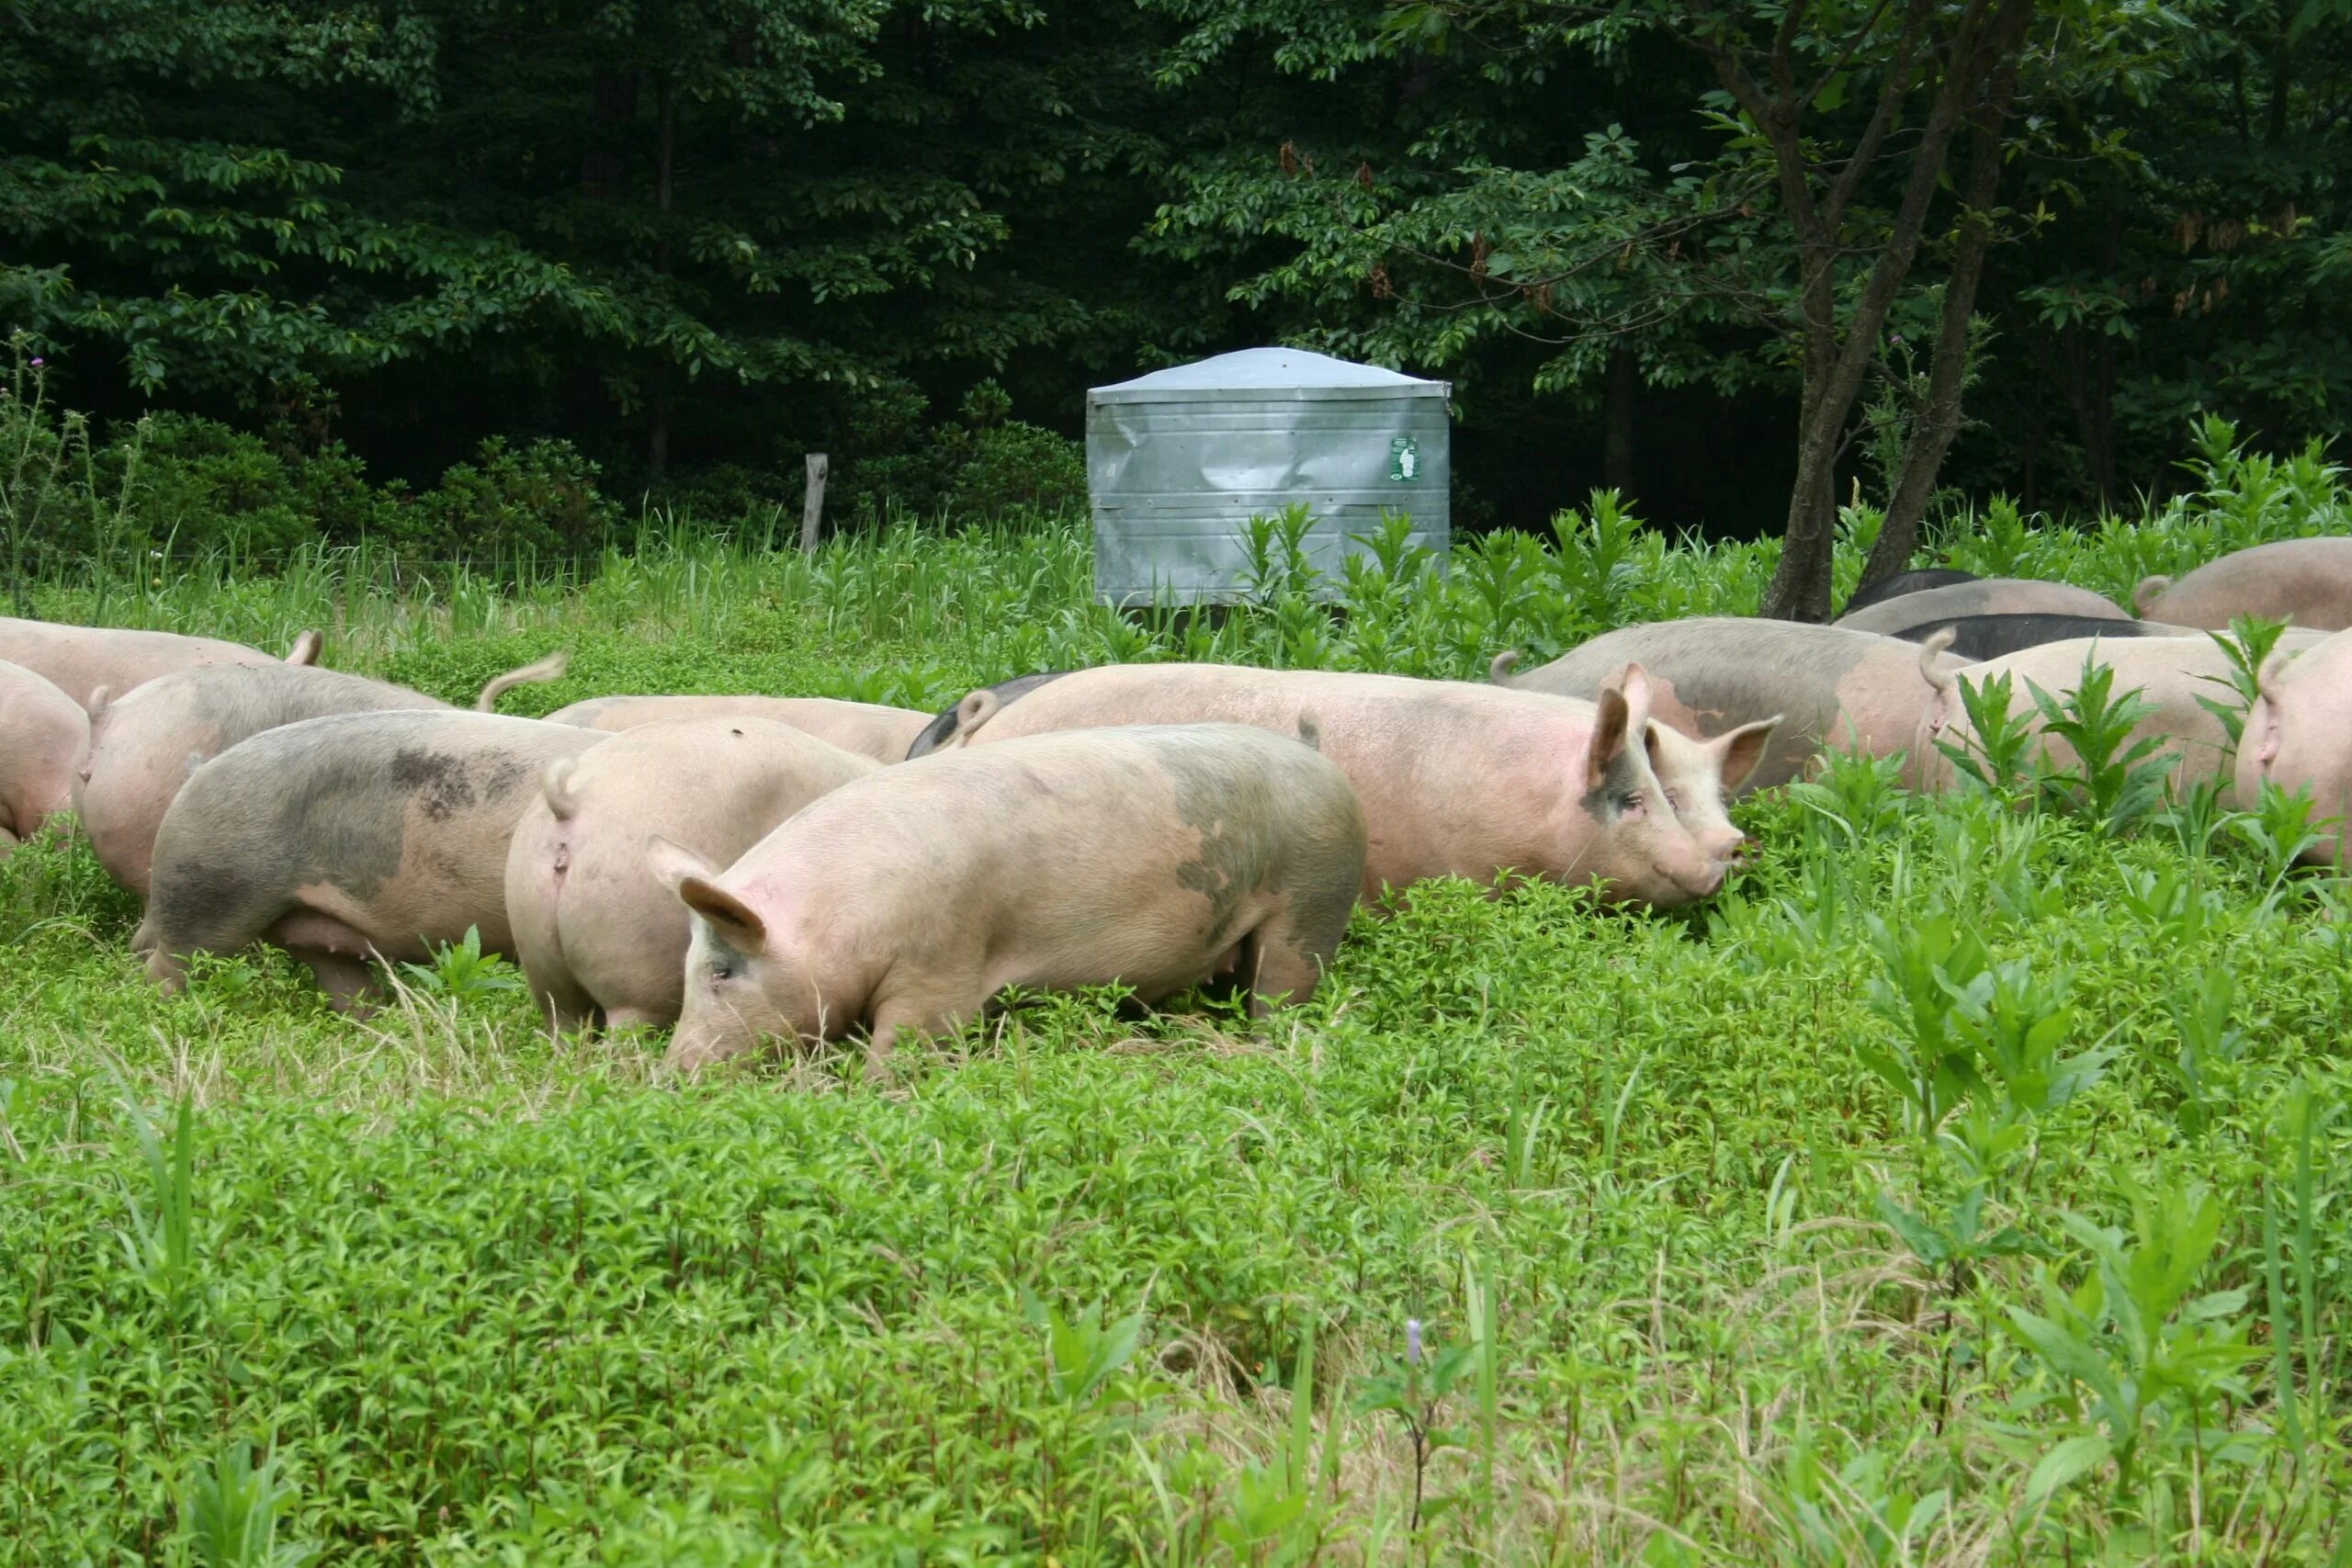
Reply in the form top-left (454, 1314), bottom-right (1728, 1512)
top-left (1862, 23), bottom-right (2028, 587)
top-left (1604, 344), bottom-right (1637, 497)
top-left (1743, 0), bottom-right (2021, 620)
top-left (1764, 361), bottom-right (1849, 621)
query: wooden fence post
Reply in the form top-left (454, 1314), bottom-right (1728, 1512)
top-left (800, 453), bottom-right (829, 554)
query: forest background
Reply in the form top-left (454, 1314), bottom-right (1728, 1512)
top-left (6, 0), bottom-right (2350, 615)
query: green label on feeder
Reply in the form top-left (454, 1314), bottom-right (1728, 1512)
top-left (1388, 435), bottom-right (1419, 482)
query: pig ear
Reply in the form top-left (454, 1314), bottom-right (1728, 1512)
top-left (1713, 716), bottom-right (1781, 793)
top-left (2133, 575), bottom-right (2170, 616)
top-left (1589, 661), bottom-right (1657, 788)
top-left (1612, 661), bottom-right (1655, 731)
top-left (946, 689), bottom-right (1001, 749)
top-left (1488, 650), bottom-right (1521, 685)
top-left (680, 877), bottom-right (768, 952)
top-left (646, 835), bottom-right (767, 949)
top-left (1587, 687), bottom-right (1634, 791)
top-left (646, 834), bottom-right (718, 895)
top-left (285, 629), bottom-right (323, 665)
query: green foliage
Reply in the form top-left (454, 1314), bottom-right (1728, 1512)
top-left (6, 430), bottom-right (2352, 1562)
top-left (396, 925), bottom-right (526, 1006)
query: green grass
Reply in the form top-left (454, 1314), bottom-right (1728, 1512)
top-left (5, 427), bottom-right (2352, 1563)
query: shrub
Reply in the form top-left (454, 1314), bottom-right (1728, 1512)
top-left (403, 435), bottom-right (621, 563)
top-left (119, 412), bottom-right (401, 559)
top-left (840, 379), bottom-right (1087, 525)
top-left (948, 419), bottom-right (1088, 519)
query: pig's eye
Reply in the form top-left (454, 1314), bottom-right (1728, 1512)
top-left (1618, 789), bottom-right (1648, 820)
top-left (707, 955), bottom-right (741, 982)
top-left (1663, 786), bottom-right (1684, 812)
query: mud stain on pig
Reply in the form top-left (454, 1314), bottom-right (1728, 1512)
top-left (1164, 752), bottom-right (1283, 946)
top-left (1161, 745), bottom-right (1360, 946)
top-left (391, 749), bottom-right (479, 821)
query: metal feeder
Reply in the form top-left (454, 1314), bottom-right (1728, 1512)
top-left (1086, 347), bottom-right (1452, 606)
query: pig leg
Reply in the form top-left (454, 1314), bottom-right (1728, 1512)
top-left (273, 909), bottom-right (388, 1010)
top-left (528, 969), bottom-right (598, 1035)
top-left (1242, 918), bottom-right (1340, 1018)
top-left (141, 870), bottom-right (297, 994)
top-left (299, 952), bottom-right (382, 1010)
top-left (144, 945), bottom-right (190, 994)
top-left (864, 983), bottom-right (984, 1079)
top-left (602, 1004), bottom-right (667, 1032)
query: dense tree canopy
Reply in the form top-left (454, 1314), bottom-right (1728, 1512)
top-left (4, 0), bottom-right (2347, 569)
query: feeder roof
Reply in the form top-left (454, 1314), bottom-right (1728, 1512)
top-left (1090, 347), bottom-right (1446, 403)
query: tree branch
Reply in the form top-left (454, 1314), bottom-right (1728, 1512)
top-left (1824, 0), bottom-right (1934, 228)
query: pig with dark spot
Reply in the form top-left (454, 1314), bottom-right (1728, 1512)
top-left (1834, 579), bottom-right (2130, 636)
top-left (904, 672), bottom-right (1071, 757)
top-left (76, 654), bottom-right (571, 897)
top-left (138, 711), bottom-right (601, 1003)
top-left (1491, 619), bottom-right (1959, 791)
top-left (926, 662), bottom-right (1770, 907)
top-left (2235, 629), bottom-right (2352, 863)
top-left (0, 659), bottom-right (86, 852)
top-left (1913, 634), bottom-right (2247, 796)
top-left (652, 721), bottom-right (1365, 1074)
top-left (547, 693), bottom-right (930, 765)
top-left (1839, 568), bottom-right (1980, 617)
top-left (0, 616), bottom-right (322, 712)
top-left (505, 717), bottom-right (877, 1030)
top-left (2135, 538), bottom-right (2352, 630)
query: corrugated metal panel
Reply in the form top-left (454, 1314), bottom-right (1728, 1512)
top-left (1087, 348), bottom-right (1452, 606)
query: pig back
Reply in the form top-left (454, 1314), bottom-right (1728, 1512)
top-left (2137, 538), bottom-right (2352, 631)
top-left (737, 722), bottom-right (1365, 985)
top-left (1504, 619), bottom-right (1939, 789)
top-left (1925, 636), bottom-right (2242, 794)
top-left (76, 663), bottom-right (455, 895)
top-left (1835, 580), bottom-right (2129, 637)
top-left (547, 693), bottom-right (931, 764)
top-left (148, 710), bottom-right (601, 961)
top-left (0, 616), bottom-right (280, 710)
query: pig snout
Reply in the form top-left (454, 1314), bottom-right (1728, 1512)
top-left (1686, 827), bottom-right (1748, 896)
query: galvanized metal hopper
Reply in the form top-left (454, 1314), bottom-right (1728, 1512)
top-left (1086, 347), bottom-right (1452, 606)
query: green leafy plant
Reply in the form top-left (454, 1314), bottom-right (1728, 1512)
top-left (2006, 1177), bottom-right (2260, 1502)
top-left (173, 1438), bottom-right (317, 1568)
top-left (395, 926), bottom-right (525, 1005)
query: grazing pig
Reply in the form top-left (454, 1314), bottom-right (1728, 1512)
top-left (1834, 579), bottom-right (2130, 636)
top-left (2235, 629), bottom-right (2352, 863)
top-left (137, 711), bottom-right (601, 1003)
top-left (76, 653), bottom-right (570, 897)
top-left (0, 616), bottom-right (321, 712)
top-left (505, 717), bottom-right (878, 1030)
top-left (1490, 619), bottom-right (1962, 791)
top-left (2135, 538), bottom-right (2352, 631)
top-left (653, 722), bottom-right (1366, 1073)
top-left (546, 693), bottom-right (930, 765)
top-left (920, 662), bottom-right (1773, 907)
top-left (1913, 634), bottom-right (2245, 795)
top-left (0, 660), bottom-right (86, 851)
top-left (1839, 568), bottom-right (1980, 617)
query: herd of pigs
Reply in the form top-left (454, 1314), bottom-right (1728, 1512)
top-left (3, 534), bottom-right (2350, 1076)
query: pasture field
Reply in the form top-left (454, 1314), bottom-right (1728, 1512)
top-left (5, 432), bottom-right (2351, 1563)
